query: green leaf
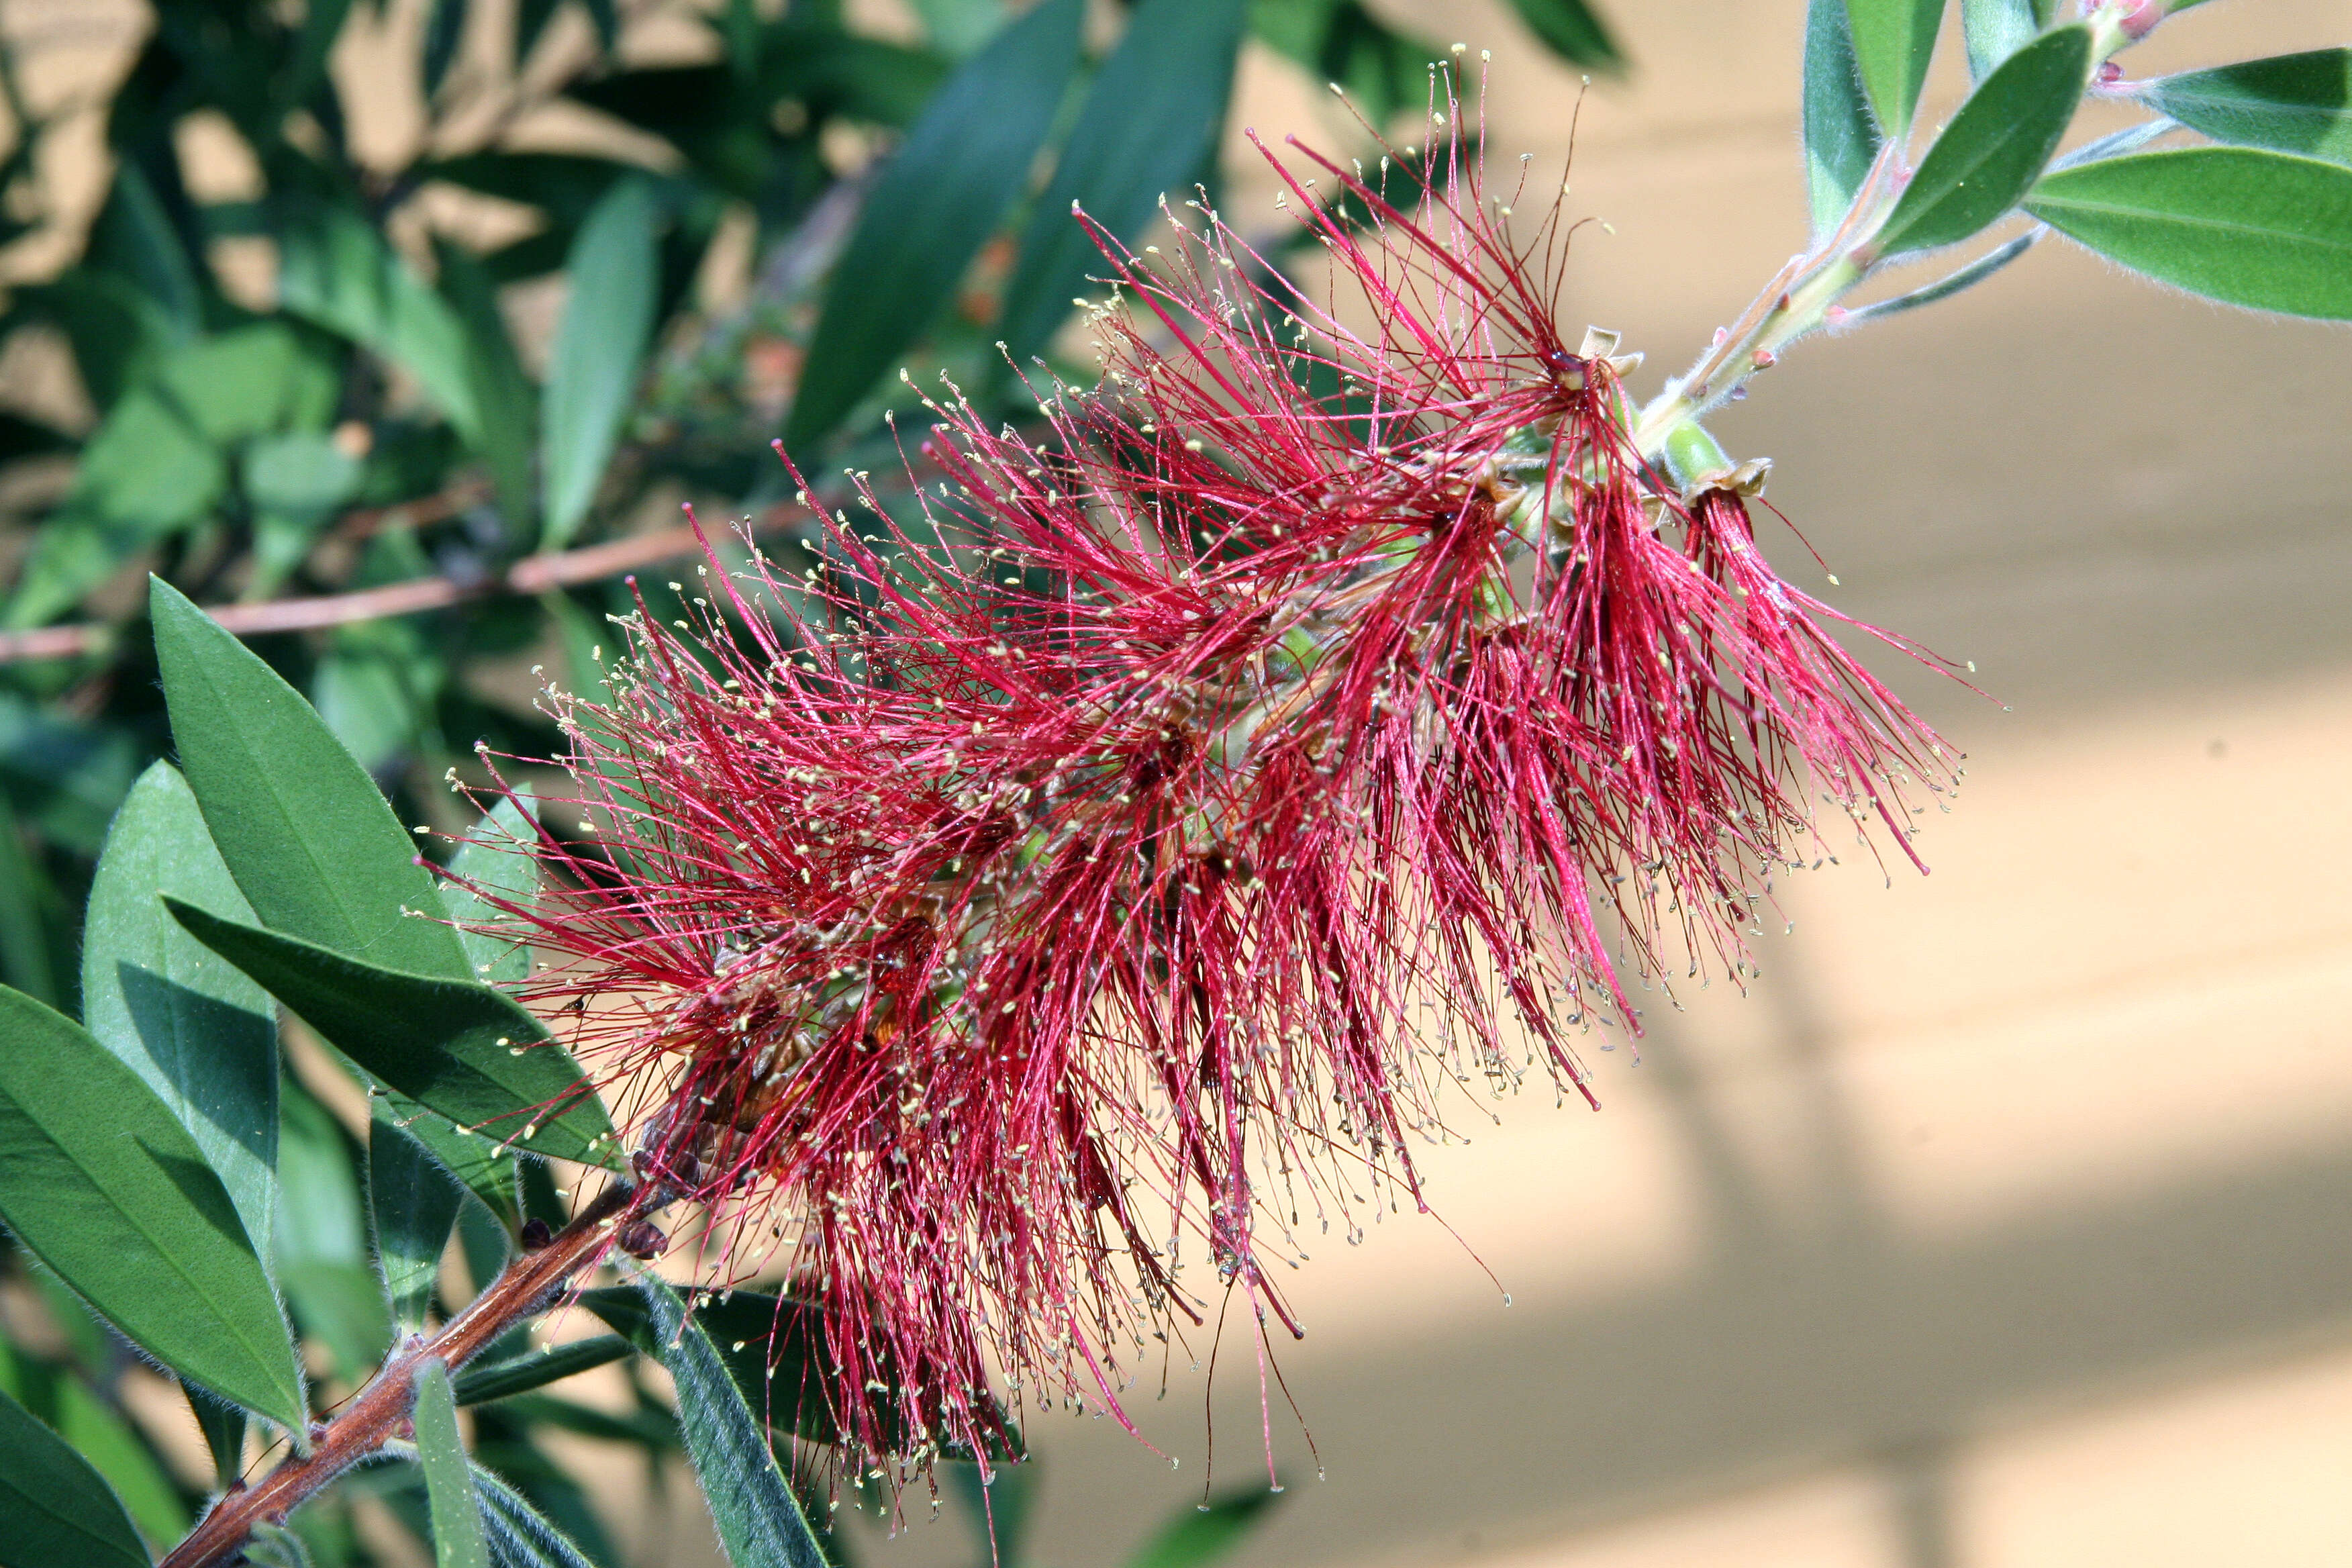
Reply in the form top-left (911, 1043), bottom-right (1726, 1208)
top-left (540, 177), bottom-right (660, 549)
top-left (1803, 0), bottom-right (1883, 238)
top-left (623, 1268), bottom-right (828, 1568)
top-left (156, 324), bottom-right (340, 447)
top-left (2024, 145), bottom-right (2352, 318)
top-left (189, 1388), bottom-right (247, 1491)
top-left (0, 987), bottom-right (305, 1428)
top-left (414, 1361), bottom-right (493, 1568)
top-left (81, 761), bottom-right (281, 1271)
top-left (576, 1285), bottom-right (848, 1447)
top-left (1123, 1488), bottom-right (1286, 1568)
top-left (52, 1373), bottom-right (191, 1550)
top-left (150, 577), bottom-right (473, 982)
top-left (910, 0), bottom-right (1008, 56)
top-left (276, 1080), bottom-right (396, 1375)
top-left (278, 203), bottom-right (483, 443)
top-left (165, 901), bottom-right (620, 1169)
top-left (1961, 0), bottom-right (2055, 81)
top-left (1248, 0), bottom-right (1442, 125)
top-left (86, 162), bottom-right (201, 346)
top-left (0, 693), bottom-right (138, 857)
top-left (380, 1086), bottom-right (522, 1235)
top-left (787, 0), bottom-right (1083, 455)
top-left (424, 0), bottom-right (469, 99)
top-left (435, 238), bottom-right (538, 535)
top-left (445, 799), bottom-right (540, 987)
top-left (452, 1336), bottom-right (632, 1406)
top-left (1872, 24), bottom-right (2090, 260)
top-left (0, 1384), bottom-right (151, 1568)
top-left (2139, 49), bottom-right (2352, 167)
top-left (999, 0), bottom-right (1246, 363)
top-left (369, 1102), bottom-right (467, 1329)
top-left (1502, 0), bottom-right (1622, 70)
top-left (1844, 0), bottom-right (1945, 140)
top-left (470, 1461), bottom-right (601, 1568)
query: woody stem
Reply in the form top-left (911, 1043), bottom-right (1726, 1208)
top-left (159, 1180), bottom-right (653, 1568)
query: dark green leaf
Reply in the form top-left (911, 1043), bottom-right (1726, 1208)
top-left (276, 1079), bottom-right (396, 1375)
top-left (1000, 0), bottom-right (1246, 363)
top-left (166, 901), bottom-right (620, 1169)
top-left (489, 1391), bottom-right (675, 1450)
top-left (471, 1461), bottom-right (601, 1568)
top-left (453, 1336), bottom-right (632, 1406)
top-left (1844, 0), bottom-right (1945, 139)
top-left (2024, 145), bottom-right (2352, 318)
top-left (189, 1387), bottom-right (247, 1491)
top-left (85, 162), bottom-right (201, 344)
top-left (540, 176), bottom-right (660, 549)
top-left (156, 324), bottom-right (340, 447)
top-left (81, 761), bottom-right (281, 1270)
top-left (2139, 49), bottom-right (2352, 167)
top-left (436, 239), bottom-right (538, 535)
top-left (787, 0), bottom-right (1083, 454)
top-left (382, 1086), bottom-right (523, 1235)
top-left (415, 1361), bottom-right (493, 1568)
top-left (425, 0), bottom-right (469, 99)
top-left (1123, 1488), bottom-right (1286, 1568)
top-left (1803, 0), bottom-right (1883, 237)
top-left (370, 1102), bottom-right (467, 1328)
top-left (0, 986), bottom-right (305, 1428)
top-left (1248, 0), bottom-right (1442, 125)
top-left (1502, 0), bottom-right (1622, 70)
top-left (0, 693), bottom-right (138, 856)
top-left (1961, 0), bottom-right (2056, 81)
top-left (624, 1268), bottom-right (828, 1568)
top-left (48, 1371), bottom-right (190, 1550)
top-left (446, 800), bottom-right (540, 988)
top-left (576, 1286), bottom-right (846, 1447)
top-left (1872, 25), bottom-right (2089, 260)
top-left (278, 203), bottom-right (483, 443)
top-left (0, 1384), bottom-right (151, 1568)
top-left (150, 577), bottom-right (473, 982)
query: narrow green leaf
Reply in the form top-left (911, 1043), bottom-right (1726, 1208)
top-left (414, 1361), bottom-right (493, 1568)
top-left (1961, 0), bottom-right (2055, 81)
top-left (1247, 0), bottom-right (1441, 125)
top-left (381, 1087), bottom-right (522, 1235)
top-left (1123, 1488), bottom-right (1286, 1568)
top-left (369, 1103), bottom-right (467, 1328)
top-left (424, 0), bottom-right (469, 99)
top-left (446, 799), bottom-right (540, 988)
top-left (540, 177), bottom-right (660, 549)
top-left (1503, 0), bottom-right (1621, 69)
top-left (1872, 24), bottom-right (2090, 260)
top-left (0, 987), bottom-right (305, 1428)
top-left (1804, 0), bottom-right (1883, 237)
top-left (624, 1268), bottom-right (828, 1568)
top-left (81, 761), bottom-right (281, 1271)
top-left (188, 1387), bottom-right (247, 1491)
top-left (2024, 145), bottom-right (2352, 318)
top-left (276, 1080), bottom-right (396, 1375)
top-left (470, 1461), bottom-right (601, 1568)
top-left (787, 0), bottom-right (1083, 454)
top-left (1844, 0), bottom-right (1945, 139)
top-left (166, 901), bottom-right (620, 1169)
top-left (278, 203), bottom-right (483, 443)
top-left (1000, 0), bottom-right (1246, 363)
top-left (452, 1336), bottom-right (632, 1406)
top-left (2139, 49), bottom-right (2352, 167)
top-left (0, 1385), bottom-right (151, 1568)
top-left (52, 1373), bottom-right (191, 1550)
top-left (576, 1285), bottom-right (849, 1447)
top-left (436, 238), bottom-right (538, 536)
top-left (150, 577), bottom-right (473, 982)
top-left (910, 0), bottom-right (1008, 56)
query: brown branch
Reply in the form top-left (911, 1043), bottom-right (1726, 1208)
top-left (0, 511), bottom-right (797, 665)
top-left (158, 1181), bottom-right (655, 1568)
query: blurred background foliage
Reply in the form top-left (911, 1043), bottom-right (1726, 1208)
top-left (0, 1), bottom-right (1617, 1562)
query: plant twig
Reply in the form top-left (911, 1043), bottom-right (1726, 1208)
top-left (0, 511), bottom-right (797, 665)
top-left (158, 1181), bottom-right (654, 1568)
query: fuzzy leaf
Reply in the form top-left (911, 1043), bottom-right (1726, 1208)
top-left (1804, 0), bottom-right (1883, 237)
top-left (452, 1336), bottom-right (632, 1406)
top-left (81, 762), bottom-right (280, 1269)
top-left (541, 177), bottom-right (660, 549)
top-left (787, 0), bottom-right (1083, 455)
top-left (1844, 0), bottom-right (1945, 139)
top-left (0, 987), bottom-right (305, 1428)
top-left (414, 1361), bottom-right (493, 1568)
top-left (150, 578), bottom-right (474, 981)
top-left (1873, 24), bottom-right (2090, 260)
top-left (1000, 0), bottom-right (1246, 363)
top-left (0, 1385), bottom-right (151, 1568)
top-left (444, 799), bottom-right (541, 988)
top-left (576, 1285), bottom-right (849, 1448)
top-left (623, 1269), bottom-right (828, 1568)
top-left (2139, 49), bottom-right (2352, 166)
top-left (2024, 145), bottom-right (2352, 318)
top-left (470, 1462), bottom-right (601, 1568)
top-left (369, 1103), bottom-right (467, 1328)
top-left (166, 901), bottom-right (620, 1169)
top-left (1961, 0), bottom-right (2055, 81)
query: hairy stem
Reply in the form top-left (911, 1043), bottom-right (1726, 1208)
top-left (159, 1180), bottom-right (651, 1568)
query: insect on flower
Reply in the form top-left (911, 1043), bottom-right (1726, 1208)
top-left (454, 74), bottom-right (1963, 1487)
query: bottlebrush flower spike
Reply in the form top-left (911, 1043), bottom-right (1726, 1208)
top-left (458, 90), bottom-right (1961, 1484)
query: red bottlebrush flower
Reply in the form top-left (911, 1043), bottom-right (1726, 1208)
top-left (462, 91), bottom-right (1959, 1485)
